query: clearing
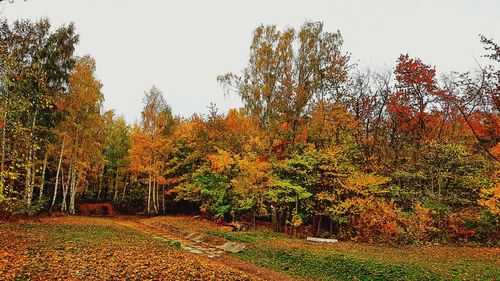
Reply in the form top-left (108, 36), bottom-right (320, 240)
top-left (1, 215), bottom-right (498, 280)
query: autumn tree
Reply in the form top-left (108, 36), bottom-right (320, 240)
top-left (52, 56), bottom-right (104, 214)
top-left (218, 21), bottom-right (350, 151)
top-left (0, 18), bottom-right (78, 211)
top-left (129, 86), bottom-right (172, 215)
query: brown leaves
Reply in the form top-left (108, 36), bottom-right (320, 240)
top-left (0, 218), bottom-right (259, 281)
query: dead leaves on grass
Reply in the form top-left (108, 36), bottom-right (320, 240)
top-left (0, 222), bottom-right (259, 280)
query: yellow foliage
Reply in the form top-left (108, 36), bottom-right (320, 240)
top-left (208, 148), bottom-right (234, 174)
top-left (478, 170), bottom-right (500, 215)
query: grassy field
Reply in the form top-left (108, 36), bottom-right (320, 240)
top-left (148, 216), bottom-right (500, 281)
top-left (0, 217), bottom-right (257, 281)
top-left (1, 216), bottom-right (499, 281)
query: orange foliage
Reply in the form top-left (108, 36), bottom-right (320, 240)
top-left (351, 198), bottom-right (402, 242)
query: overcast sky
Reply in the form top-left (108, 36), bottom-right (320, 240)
top-left (1, 0), bottom-right (499, 122)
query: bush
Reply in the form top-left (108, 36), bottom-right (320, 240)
top-left (351, 198), bottom-right (402, 243)
top-left (400, 203), bottom-right (439, 244)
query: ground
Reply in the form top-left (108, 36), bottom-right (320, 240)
top-left (0, 216), bottom-right (498, 281)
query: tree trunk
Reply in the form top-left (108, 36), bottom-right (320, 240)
top-left (25, 139), bottom-right (34, 208)
top-left (162, 184), bottom-right (165, 214)
top-left (69, 164), bottom-right (78, 215)
top-left (25, 112), bottom-right (37, 208)
top-left (152, 181), bottom-right (158, 214)
top-left (61, 163), bottom-right (70, 212)
top-left (38, 151), bottom-right (48, 202)
top-left (1, 111), bottom-right (6, 189)
top-left (156, 182), bottom-right (159, 214)
top-left (113, 171), bottom-right (119, 205)
top-left (316, 215), bottom-right (322, 237)
top-left (147, 175), bottom-right (151, 215)
top-left (253, 211), bottom-right (256, 229)
top-left (97, 172), bottom-right (103, 199)
top-left (50, 138), bottom-right (65, 213)
top-left (122, 176), bottom-right (127, 201)
top-left (271, 205), bottom-right (277, 232)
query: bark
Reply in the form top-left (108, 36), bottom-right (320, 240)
top-left (152, 181), bottom-right (158, 214)
top-left (50, 138), bottom-right (65, 213)
top-left (271, 205), bottom-right (277, 232)
top-left (316, 215), bottom-right (322, 237)
top-left (97, 172), bottom-right (103, 199)
top-left (113, 172), bottom-right (118, 205)
top-left (69, 163), bottom-right (78, 215)
top-left (147, 175), bottom-right (151, 215)
top-left (253, 211), bottom-right (256, 229)
top-left (38, 151), bottom-right (48, 202)
top-left (162, 184), bottom-right (165, 214)
top-left (61, 163), bottom-right (70, 212)
top-left (25, 139), bottom-right (34, 207)
top-left (25, 112), bottom-right (37, 207)
top-left (156, 182), bottom-right (160, 214)
top-left (1, 111), bottom-right (6, 187)
top-left (122, 176), bottom-right (127, 201)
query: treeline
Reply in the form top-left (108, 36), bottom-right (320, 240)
top-left (0, 19), bottom-right (498, 244)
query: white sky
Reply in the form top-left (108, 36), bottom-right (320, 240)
top-left (1, 0), bottom-right (499, 123)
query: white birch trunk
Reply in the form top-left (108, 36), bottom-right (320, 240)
top-left (38, 152), bottom-right (48, 201)
top-left (61, 162), bottom-right (70, 212)
top-left (147, 175), bottom-right (151, 215)
top-left (50, 138), bottom-right (65, 212)
top-left (69, 165), bottom-right (77, 215)
top-left (26, 112), bottom-right (37, 208)
top-left (1, 111), bottom-right (6, 188)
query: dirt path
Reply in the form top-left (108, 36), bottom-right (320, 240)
top-left (113, 217), bottom-right (297, 281)
top-left (114, 218), bottom-right (226, 258)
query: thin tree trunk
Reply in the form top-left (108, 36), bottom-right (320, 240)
top-left (50, 138), bottom-right (65, 213)
top-left (437, 172), bottom-right (442, 229)
top-left (152, 181), bottom-right (158, 214)
top-left (113, 171), bottom-right (119, 205)
top-left (316, 215), bottom-right (322, 237)
top-left (38, 151), bottom-right (48, 202)
top-left (69, 164), bottom-right (78, 215)
top-left (156, 182), bottom-right (159, 214)
top-left (61, 163), bottom-right (71, 212)
top-left (97, 172), bottom-right (103, 199)
top-left (122, 176), bottom-right (127, 201)
top-left (253, 211), bottom-right (256, 229)
top-left (147, 175), bottom-right (151, 215)
top-left (26, 112), bottom-right (37, 208)
top-left (1, 111), bottom-right (6, 188)
top-left (161, 184), bottom-right (165, 214)
top-left (25, 139), bottom-right (34, 208)
top-left (271, 205), bottom-right (277, 232)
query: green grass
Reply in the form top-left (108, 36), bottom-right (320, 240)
top-left (207, 229), bottom-right (282, 243)
top-left (200, 224), bottom-right (500, 280)
top-left (236, 247), bottom-right (444, 281)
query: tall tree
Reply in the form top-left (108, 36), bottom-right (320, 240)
top-left (57, 55), bottom-right (104, 214)
top-left (129, 86), bottom-right (172, 215)
top-left (218, 21), bottom-right (350, 150)
top-left (0, 18), bottom-right (78, 208)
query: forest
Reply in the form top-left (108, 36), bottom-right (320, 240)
top-left (0, 18), bottom-right (498, 246)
